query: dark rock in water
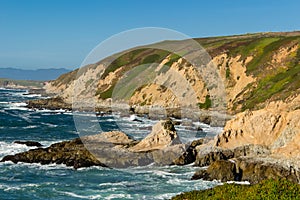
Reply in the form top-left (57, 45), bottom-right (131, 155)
top-left (27, 97), bottom-right (71, 110)
top-left (194, 144), bottom-right (270, 167)
top-left (27, 88), bottom-right (48, 97)
top-left (192, 160), bottom-right (239, 182)
top-left (172, 139), bottom-right (205, 165)
top-left (2, 138), bottom-right (106, 169)
top-left (14, 141), bottom-right (43, 147)
top-left (195, 148), bottom-right (235, 167)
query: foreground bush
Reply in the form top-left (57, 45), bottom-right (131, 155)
top-left (171, 179), bottom-right (300, 200)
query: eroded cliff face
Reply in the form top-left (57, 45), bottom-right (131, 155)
top-left (215, 94), bottom-right (300, 160)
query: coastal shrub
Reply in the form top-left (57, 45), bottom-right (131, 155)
top-left (142, 54), bottom-right (161, 64)
top-left (197, 95), bottom-right (212, 109)
top-left (98, 85), bottom-right (115, 99)
top-left (171, 179), bottom-right (300, 200)
top-left (242, 64), bottom-right (300, 111)
top-left (164, 53), bottom-right (181, 67)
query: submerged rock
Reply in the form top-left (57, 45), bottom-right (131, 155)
top-left (14, 140), bottom-right (43, 147)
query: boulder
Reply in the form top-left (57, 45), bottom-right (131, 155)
top-left (129, 119), bottom-right (181, 152)
top-left (192, 160), bottom-right (239, 182)
top-left (82, 131), bottom-right (135, 145)
top-left (172, 139), bottom-right (205, 165)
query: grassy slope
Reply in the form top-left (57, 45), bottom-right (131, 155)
top-left (171, 179), bottom-right (300, 200)
top-left (99, 32), bottom-right (300, 110)
top-left (50, 31), bottom-right (300, 112)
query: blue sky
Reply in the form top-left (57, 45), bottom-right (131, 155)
top-left (1, 0), bottom-right (299, 69)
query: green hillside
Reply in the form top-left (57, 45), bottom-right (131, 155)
top-left (50, 31), bottom-right (300, 112)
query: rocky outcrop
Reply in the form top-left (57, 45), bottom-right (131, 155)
top-left (195, 144), bottom-right (270, 167)
top-left (188, 95), bottom-right (300, 184)
top-left (27, 97), bottom-right (72, 110)
top-left (214, 95), bottom-right (300, 158)
top-left (2, 138), bottom-right (105, 169)
top-left (192, 160), bottom-right (238, 182)
top-left (192, 157), bottom-right (300, 184)
top-left (172, 139), bottom-right (205, 165)
top-left (129, 119), bottom-right (181, 152)
top-left (1, 120), bottom-right (186, 168)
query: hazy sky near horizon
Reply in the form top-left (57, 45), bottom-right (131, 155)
top-left (1, 0), bottom-right (299, 70)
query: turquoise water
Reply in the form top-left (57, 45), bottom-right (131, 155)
top-left (0, 89), bottom-right (219, 200)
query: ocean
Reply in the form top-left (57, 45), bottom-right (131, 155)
top-left (0, 88), bottom-right (221, 200)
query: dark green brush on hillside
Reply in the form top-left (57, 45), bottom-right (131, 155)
top-left (171, 179), bottom-right (300, 200)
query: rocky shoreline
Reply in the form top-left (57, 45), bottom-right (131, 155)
top-left (26, 97), bottom-right (230, 126)
top-left (1, 119), bottom-right (186, 168)
top-left (2, 117), bottom-right (300, 184)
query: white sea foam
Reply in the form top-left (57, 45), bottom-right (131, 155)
top-left (0, 161), bottom-right (74, 172)
top-left (22, 94), bottom-right (42, 98)
top-left (166, 178), bottom-right (194, 185)
top-left (152, 170), bottom-right (175, 178)
top-left (36, 108), bottom-right (69, 113)
top-left (58, 191), bottom-right (103, 199)
top-left (72, 112), bottom-right (96, 117)
top-left (226, 181), bottom-right (250, 185)
top-left (6, 102), bottom-right (29, 111)
top-left (155, 193), bottom-right (178, 200)
top-left (23, 125), bottom-right (38, 129)
top-left (98, 181), bottom-right (129, 187)
top-left (0, 141), bottom-right (33, 159)
top-left (105, 193), bottom-right (133, 200)
top-left (0, 140), bottom-right (60, 160)
top-left (40, 122), bottom-right (58, 128)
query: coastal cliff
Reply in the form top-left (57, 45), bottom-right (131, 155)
top-left (39, 31), bottom-right (300, 115)
top-left (19, 31), bottom-right (300, 185)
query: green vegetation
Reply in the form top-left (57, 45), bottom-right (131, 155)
top-left (225, 61), bottom-right (230, 78)
top-left (164, 53), bottom-right (181, 67)
top-left (98, 84), bottom-right (115, 99)
top-left (242, 64), bottom-right (300, 110)
top-left (52, 69), bottom-right (79, 87)
top-left (142, 54), bottom-right (161, 64)
top-left (101, 49), bottom-right (146, 79)
top-left (197, 95), bottom-right (212, 109)
top-left (245, 37), bottom-right (295, 75)
top-left (231, 37), bottom-right (280, 63)
top-left (171, 179), bottom-right (300, 200)
top-left (101, 48), bottom-right (169, 79)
